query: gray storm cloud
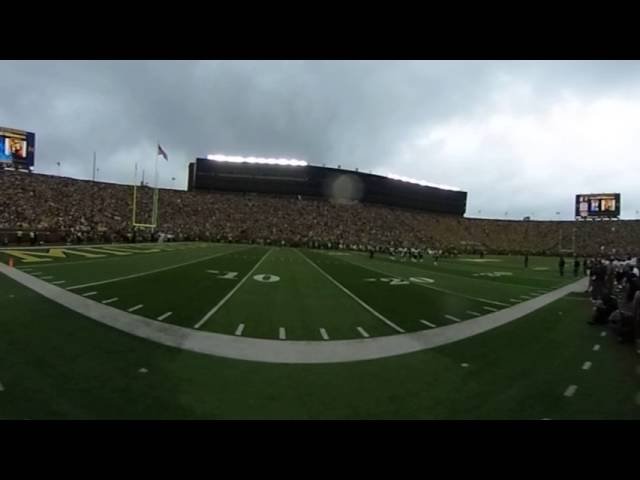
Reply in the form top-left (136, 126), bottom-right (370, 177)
top-left (1, 60), bottom-right (639, 219)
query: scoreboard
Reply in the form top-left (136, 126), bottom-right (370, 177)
top-left (0, 127), bottom-right (36, 168)
top-left (575, 193), bottom-right (620, 219)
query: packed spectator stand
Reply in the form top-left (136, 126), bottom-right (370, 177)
top-left (2, 169), bottom-right (639, 257)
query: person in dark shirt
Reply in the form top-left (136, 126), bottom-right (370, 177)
top-left (583, 258), bottom-right (588, 276)
top-left (573, 257), bottom-right (580, 277)
top-left (558, 256), bottom-right (565, 276)
top-left (524, 253), bottom-right (529, 268)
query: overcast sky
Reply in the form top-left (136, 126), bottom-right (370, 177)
top-left (1, 60), bottom-right (639, 220)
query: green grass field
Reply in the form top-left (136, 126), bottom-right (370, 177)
top-left (0, 242), bottom-right (639, 419)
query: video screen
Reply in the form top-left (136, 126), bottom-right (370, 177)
top-left (575, 193), bottom-right (620, 219)
top-left (0, 127), bottom-right (35, 167)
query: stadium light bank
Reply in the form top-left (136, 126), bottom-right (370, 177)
top-left (207, 154), bottom-right (308, 167)
top-left (386, 173), bottom-right (462, 192)
top-left (206, 154), bottom-right (461, 192)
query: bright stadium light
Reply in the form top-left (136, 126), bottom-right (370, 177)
top-left (386, 173), bottom-right (461, 192)
top-left (207, 154), bottom-right (308, 167)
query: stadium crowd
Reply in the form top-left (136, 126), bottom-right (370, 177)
top-left (585, 255), bottom-right (640, 353)
top-left (2, 169), bottom-right (640, 258)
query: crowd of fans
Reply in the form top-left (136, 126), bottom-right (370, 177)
top-left (1, 169), bottom-right (639, 260)
top-left (584, 255), bottom-right (640, 354)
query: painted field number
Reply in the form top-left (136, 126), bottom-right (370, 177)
top-left (206, 270), bottom-right (239, 280)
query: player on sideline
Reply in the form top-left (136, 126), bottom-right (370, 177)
top-left (558, 255), bottom-right (566, 277)
top-left (524, 253), bottom-right (529, 268)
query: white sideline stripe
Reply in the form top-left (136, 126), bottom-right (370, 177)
top-left (67, 246), bottom-right (250, 291)
top-left (420, 320), bottom-right (436, 328)
top-left (600, 331), bottom-right (607, 337)
top-left (235, 324), bottom-right (245, 336)
top-left (563, 385), bottom-right (578, 397)
top-left (483, 306), bottom-right (498, 312)
top-left (357, 327), bottom-right (370, 338)
top-left (593, 344), bottom-right (600, 351)
top-left (101, 297), bottom-right (118, 304)
top-left (477, 298), bottom-right (509, 306)
top-left (320, 328), bottom-right (329, 340)
top-left (52, 280), bottom-right (66, 285)
top-left (82, 291), bottom-right (98, 297)
top-left (157, 311), bottom-right (173, 321)
top-left (297, 249), bottom-right (405, 333)
top-left (445, 315), bottom-right (461, 322)
top-left (0, 263), bottom-right (589, 364)
top-left (127, 304), bottom-right (144, 312)
top-left (466, 310), bottom-right (481, 316)
top-left (194, 248), bottom-right (273, 329)
top-left (582, 361), bottom-right (592, 370)
top-left (279, 327), bottom-right (286, 340)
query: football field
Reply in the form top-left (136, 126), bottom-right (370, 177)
top-left (0, 242), bottom-right (639, 419)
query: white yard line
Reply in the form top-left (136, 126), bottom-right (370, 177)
top-left (420, 320), bottom-right (436, 328)
top-left (81, 291), bottom-right (98, 297)
top-left (600, 331), bottom-right (607, 337)
top-left (593, 344), bottom-right (600, 351)
top-left (127, 304), bottom-right (144, 312)
top-left (445, 315), bottom-right (461, 322)
top-left (509, 298), bottom-right (521, 303)
top-left (338, 256), bottom-right (513, 308)
top-left (101, 297), bottom-right (119, 304)
top-left (67, 246), bottom-right (249, 290)
top-left (194, 249), bottom-right (273, 329)
top-left (297, 249), bottom-right (405, 333)
top-left (235, 324), bottom-right (245, 336)
top-left (319, 328), bottom-right (329, 340)
top-left (483, 306), bottom-right (498, 312)
top-left (157, 311), bottom-right (173, 321)
top-left (477, 298), bottom-right (509, 306)
top-left (582, 361), bottom-right (592, 370)
top-left (357, 327), bottom-right (370, 338)
top-left (563, 385), bottom-right (578, 397)
top-left (52, 280), bottom-right (66, 285)
top-left (41, 276), bottom-right (54, 280)
top-left (466, 310), bottom-right (481, 316)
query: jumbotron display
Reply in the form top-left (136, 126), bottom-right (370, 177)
top-left (0, 127), bottom-right (36, 168)
top-left (575, 193), bottom-right (620, 219)
top-left (188, 156), bottom-right (467, 215)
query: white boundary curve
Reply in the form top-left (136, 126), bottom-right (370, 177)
top-left (0, 262), bottom-right (587, 365)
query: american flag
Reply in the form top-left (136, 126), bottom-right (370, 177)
top-left (157, 144), bottom-right (168, 161)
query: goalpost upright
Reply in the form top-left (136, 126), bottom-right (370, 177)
top-left (131, 143), bottom-right (163, 231)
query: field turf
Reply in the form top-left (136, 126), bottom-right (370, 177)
top-left (0, 242), bottom-right (638, 419)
